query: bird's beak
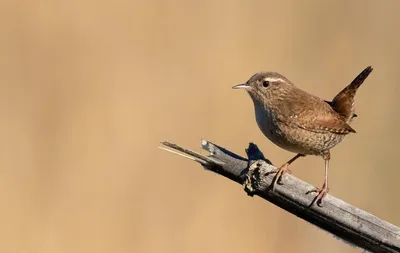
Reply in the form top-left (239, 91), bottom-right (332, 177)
top-left (232, 83), bottom-right (250, 90)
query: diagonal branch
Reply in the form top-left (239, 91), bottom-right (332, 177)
top-left (160, 140), bottom-right (400, 253)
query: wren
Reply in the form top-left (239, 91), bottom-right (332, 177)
top-left (233, 66), bottom-right (373, 206)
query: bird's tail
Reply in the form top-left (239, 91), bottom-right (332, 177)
top-left (329, 66), bottom-right (373, 123)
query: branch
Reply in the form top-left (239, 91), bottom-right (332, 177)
top-left (160, 140), bottom-right (400, 253)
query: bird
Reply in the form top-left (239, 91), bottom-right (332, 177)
top-left (233, 66), bottom-right (373, 206)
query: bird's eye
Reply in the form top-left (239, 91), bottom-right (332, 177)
top-left (262, 80), bottom-right (270, 87)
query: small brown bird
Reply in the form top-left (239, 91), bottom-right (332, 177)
top-left (233, 66), bottom-right (373, 206)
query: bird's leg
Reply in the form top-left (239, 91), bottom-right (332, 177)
top-left (308, 153), bottom-right (330, 207)
top-left (271, 153), bottom-right (305, 191)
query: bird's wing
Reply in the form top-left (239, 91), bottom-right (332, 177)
top-left (276, 90), bottom-right (356, 134)
top-left (294, 113), bottom-right (356, 134)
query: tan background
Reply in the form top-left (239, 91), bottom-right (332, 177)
top-left (0, 0), bottom-right (399, 252)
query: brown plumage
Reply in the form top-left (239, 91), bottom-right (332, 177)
top-left (233, 66), bottom-right (372, 206)
top-left (327, 66), bottom-right (373, 122)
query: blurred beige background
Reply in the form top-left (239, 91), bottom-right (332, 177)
top-left (0, 0), bottom-right (399, 252)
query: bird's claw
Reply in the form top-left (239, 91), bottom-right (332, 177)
top-left (270, 163), bottom-right (291, 191)
top-left (307, 185), bottom-right (329, 207)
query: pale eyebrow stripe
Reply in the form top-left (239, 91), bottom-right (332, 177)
top-left (264, 77), bottom-right (286, 82)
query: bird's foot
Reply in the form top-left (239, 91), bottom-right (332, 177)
top-left (270, 163), bottom-right (291, 191)
top-left (307, 184), bottom-right (329, 207)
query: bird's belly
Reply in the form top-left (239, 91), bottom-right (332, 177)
top-left (254, 106), bottom-right (345, 156)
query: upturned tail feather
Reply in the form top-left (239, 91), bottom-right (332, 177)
top-left (326, 66), bottom-right (373, 123)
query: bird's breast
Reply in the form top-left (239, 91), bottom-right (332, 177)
top-left (254, 104), bottom-right (289, 148)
